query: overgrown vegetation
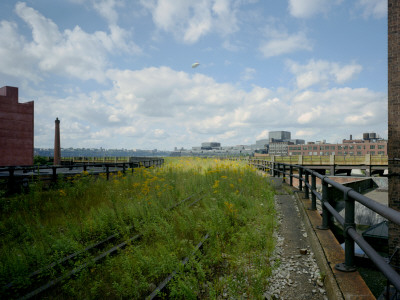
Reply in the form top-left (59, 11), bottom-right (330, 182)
top-left (0, 157), bottom-right (276, 299)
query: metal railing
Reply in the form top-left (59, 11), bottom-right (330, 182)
top-left (249, 158), bottom-right (400, 294)
top-left (0, 158), bottom-right (165, 195)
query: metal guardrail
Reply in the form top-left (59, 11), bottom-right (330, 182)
top-left (0, 158), bottom-right (165, 195)
top-left (249, 158), bottom-right (400, 294)
top-left (253, 154), bottom-right (388, 166)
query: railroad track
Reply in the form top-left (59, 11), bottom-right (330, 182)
top-left (2, 192), bottom-right (206, 299)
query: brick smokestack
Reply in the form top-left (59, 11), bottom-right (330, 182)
top-left (54, 118), bottom-right (61, 165)
top-left (389, 0), bottom-right (400, 264)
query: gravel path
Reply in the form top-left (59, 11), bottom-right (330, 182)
top-left (263, 178), bottom-right (329, 300)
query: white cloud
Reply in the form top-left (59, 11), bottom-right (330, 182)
top-left (140, 0), bottom-right (239, 44)
top-left (91, 0), bottom-right (121, 24)
top-left (33, 65), bottom-right (386, 148)
top-left (0, 2), bottom-right (140, 83)
top-left (241, 67), bottom-right (256, 81)
top-left (0, 20), bottom-right (40, 83)
top-left (256, 130), bottom-right (269, 140)
top-left (295, 129), bottom-right (316, 137)
top-left (287, 59), bottom-right (363, 89)
top-left (259, 31), bottom-right (312, 58)
top-left (357, 0), bottom-right (387, 19)
top-left (288, 0), bottom-right (343, 18)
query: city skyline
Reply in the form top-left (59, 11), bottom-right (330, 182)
top-left (0, 1), bottom-right (387, 150)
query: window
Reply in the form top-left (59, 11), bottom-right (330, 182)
top-left (313, 146), bottom-right (317, 150)
top-left (378, 151), bottom-right (385, 155)
top-left (338, 146), bottom-right (342, 150)
top-left (349, 145), bottom-right (354, 149)
top-left (313, 152), bottom-right (317, 155)
top-left (303, 147), bottom-right (308, 150)
top-left (338, 152), bottom-right (342, 155)
top-left (370, 145), bottom-right (375, 149)
top-left (378, 145), bottom-right (385, 149)
top-left (357, 152), bottom-right (362, 155)
top-left (344, 146), bottom-right (348, 150)
top-left (331, 146), bottom-right (336, 150)
top-left (370, 151), bottom-right (375, 155)
top-left (357, 145), bottom-right (362, 149)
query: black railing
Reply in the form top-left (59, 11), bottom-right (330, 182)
top-left (0, 158), bottom-right (165, 195)
top-left (249, 158), bottom-right (400, 294)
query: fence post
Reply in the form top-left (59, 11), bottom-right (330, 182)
top-left (289, 165), bottom-right (293, 186)
top-left (272, 162), bottom-right (276, 177)
top-left (311, 173), bottom-right (316, 210)
top-left (305, 170), bottom-right (309, 199)
top-left (298, 168), bottom-right (303, 191)
top-left (130, 163), bottom-right (134, 173)
top-left (122, 163), bottom-right (126, 174)
top-left (282, 164), bottom-right (286, 182)
top-left (335, 188), bottom-right (356, 272)
top-left (317, 179), bottom-right (330, 230)
top-left (7, 167), bottom-right (15, 195)
top-left (52, 166), bottom-right (57, 184)
top-left (106, 165), bottom-right (110, 180)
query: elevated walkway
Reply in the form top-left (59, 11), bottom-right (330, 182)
top-left (269, 177), bottom-right (375, 299)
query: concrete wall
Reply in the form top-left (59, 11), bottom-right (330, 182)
top-left (0, 86), bottom-right (34, 166)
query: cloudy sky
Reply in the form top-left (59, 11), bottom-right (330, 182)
top-left (0, 0), bottom-right (387, 150)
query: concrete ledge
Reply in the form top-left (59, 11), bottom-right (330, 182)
top-left (289, 184), bottom-right (375, 300)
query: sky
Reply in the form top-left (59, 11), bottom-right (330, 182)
top-left (0, 0), bottom-right (388, 150)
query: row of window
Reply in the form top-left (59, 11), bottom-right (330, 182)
top-left (289, 144), bottom-right (386, 151)
top-left (288, 151), bottom-right (386, 156)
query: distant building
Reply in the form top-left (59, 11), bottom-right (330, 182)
top-left (201, 142), bottom-right (221, 150)
top-left (288, 139), bottom-right (387, 156)
top-left (255, 139), bottom-right (269, 149)
top-left (0, 86), bottom-right (34, 166)
top-left (290, 139), bottom-right (305, 145)
top-left (269, 141), bottom-right (294, 156)
top-left (269, 131), bottom-right (291, 143)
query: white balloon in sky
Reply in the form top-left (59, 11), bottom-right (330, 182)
top-left (192, 62), bottom-right (200, 68)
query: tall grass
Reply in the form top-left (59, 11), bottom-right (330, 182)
top-left (0, 157), bottom-right (276, 298)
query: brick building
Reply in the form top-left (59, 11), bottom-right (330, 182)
top-left (0, 86), bottom-right (34, 166)
top-left (388, 0), bottom-right (400, 264)
top-left (288, 139), bottom-right (387, 156)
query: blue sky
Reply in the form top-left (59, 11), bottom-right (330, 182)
top-left (0, 0), bottom-right (387, 150)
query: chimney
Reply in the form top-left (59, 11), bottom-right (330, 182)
top-left (350, 134), bottom-right (352, 140)
top-left (54, 118), bottom-right (61, 165)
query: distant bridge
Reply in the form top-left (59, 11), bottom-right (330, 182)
top-left (253, 154), bottom-right (388, 176)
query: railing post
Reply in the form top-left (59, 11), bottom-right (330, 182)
top-left (272, 162), bottom-right (276, 177)
top-left (317, 179), bottom-right (330, 230)
top-left (304, 170), bottom-right (309, 199)
top-left (289, 165), bottom-right (293, 186)
top-left (7, 167), bottom-right (15, 195)
top-left (335, 188), bottom-right (356, 272)
top-left (282, 164), bottom-right (286, 182)
top-left (52, 166), bottom-right (57, 184)
top-left (298, 168), bottom-right (303, 191)
top-left (311, 173), bottom-right (316, 210)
